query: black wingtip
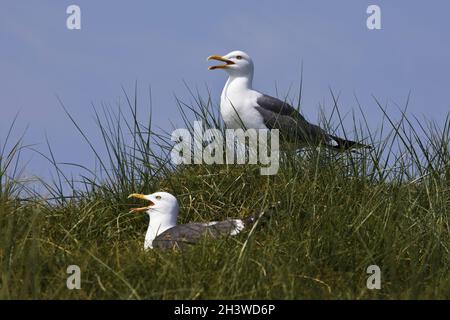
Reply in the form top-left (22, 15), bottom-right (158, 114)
top-left (243, 201), bottom-right (280, 227)
top-left (330, 135), bottom-right (372, 151)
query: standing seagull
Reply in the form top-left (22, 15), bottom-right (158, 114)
top-left (128, 192), bottom-right (264, 250)
top-left (208, 50), bottom-right (369, 150)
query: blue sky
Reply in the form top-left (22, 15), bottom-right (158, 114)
top-left (1, 1), bottom-right (449, 181)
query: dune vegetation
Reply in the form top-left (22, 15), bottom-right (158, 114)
top-left (0, 87), bottom-right (449, 299)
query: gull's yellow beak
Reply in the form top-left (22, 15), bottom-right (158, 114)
top-left (128, 193), bottom-right (155, 213)
top-left (207, 55), bottom-right (235, 70)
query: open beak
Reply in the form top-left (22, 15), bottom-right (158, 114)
top-left (207, 55), bottom-right (235, 70)
top-left (128, 193), bottom-right (154, 213)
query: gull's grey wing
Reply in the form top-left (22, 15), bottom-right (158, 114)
top-left (255, 94), bottom-right (369, 149)
top-left (152, 219), bottom-right (245, 250)
top-left (255, 94), bottom-right (330, 146)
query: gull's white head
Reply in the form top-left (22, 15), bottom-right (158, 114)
top-left (128, 191), bottom-right (179, 249)
top-left (128, 191), bottom-right (179, 217)
top-left (207, 50), bottom-right (254, 78)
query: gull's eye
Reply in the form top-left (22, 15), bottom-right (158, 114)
top-left (155, 196), bottom-right (162, 200)
top-left (236, 55), bottom-right (243, 60)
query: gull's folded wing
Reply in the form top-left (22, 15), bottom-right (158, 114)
top-left (152, 219), bottom-right (245, 250)
top-left (255, 94), bottom-right (369, 150)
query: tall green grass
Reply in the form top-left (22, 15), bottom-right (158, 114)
top-left (0, 86), bottom-right (449, 299)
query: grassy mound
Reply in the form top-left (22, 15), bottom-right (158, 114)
top-left (0, 89), bottom-right (449, 299)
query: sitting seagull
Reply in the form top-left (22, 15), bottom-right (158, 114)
top-left (208, 50), bottom-right (369, 150)
top-left (128, 192), bottom-right (262, 250)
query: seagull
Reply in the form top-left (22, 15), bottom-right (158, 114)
top-left (128, 191), bottom-right (265, 250)
top-left (207, 50), bottom-right (369, 150)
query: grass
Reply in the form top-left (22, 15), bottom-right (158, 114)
top-left (0, 86), bottom-right (449, 299)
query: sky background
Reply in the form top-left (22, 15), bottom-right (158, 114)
top-left (1, 0), bottom-right (449, 184)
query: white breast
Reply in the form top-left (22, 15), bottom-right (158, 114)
top-left (220, 79), bottom-right (267, 130)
